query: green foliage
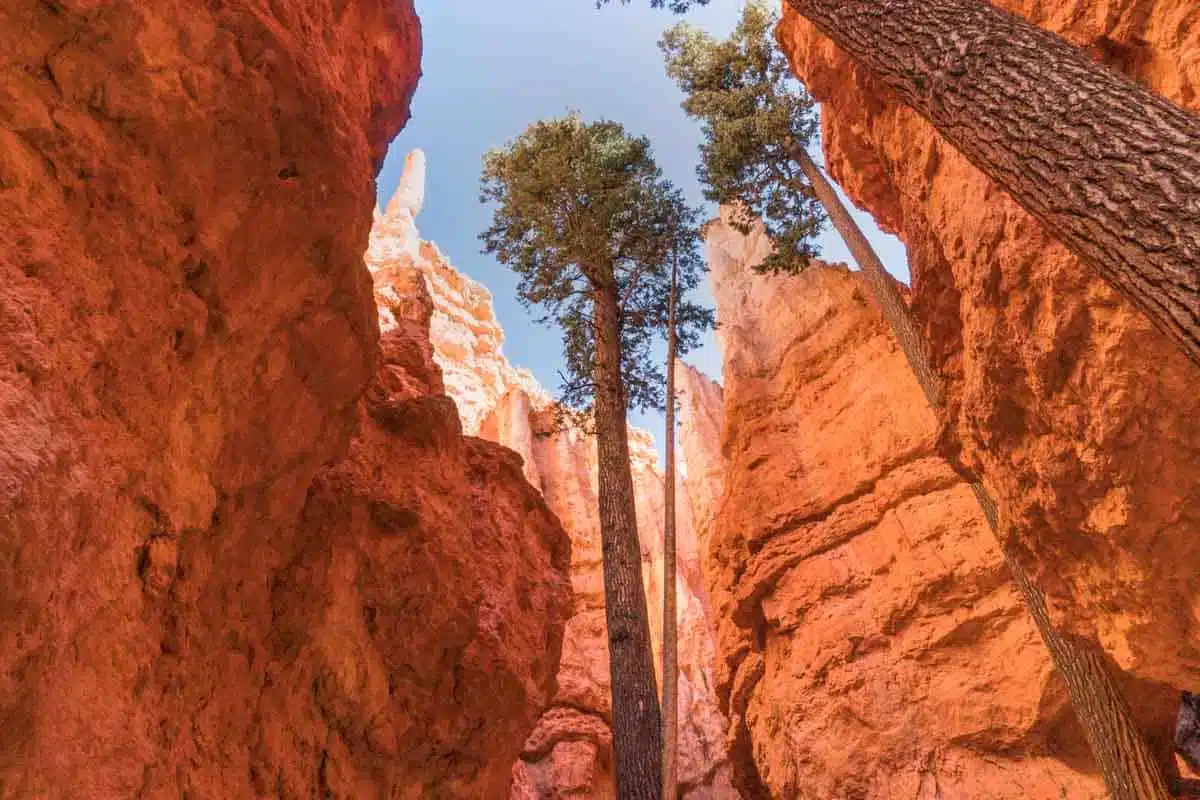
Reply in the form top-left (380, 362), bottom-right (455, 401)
top-left (660, 0), bottom-right (826, 274)
top-left (596, 0), bottom-right (709, 12)
top-left (480, 114), bottom-right (714, 414)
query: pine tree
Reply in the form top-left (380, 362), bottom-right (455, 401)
top-left (661, 245), bottom-right (680, 800)
top-left (608, 0), bottom-right (1200, 367)
top-left (479, 115), bottom-right (712, 800)
top-left (660, 5), bottom-right (1172, 799)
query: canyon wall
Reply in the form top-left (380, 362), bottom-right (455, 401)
top-left (309, 239), bottom-right (571, 799)
top-left (368, 155), bottom-right (737, 799)
top-left (0, 3), bottom-right (574, 797)
top-left (777, 0), bottom-right (1200, 706)
top-left (697, 210), bottom-right (1108, 799)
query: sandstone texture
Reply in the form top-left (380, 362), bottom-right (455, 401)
top-left (778, 0), bottom-right (1200, 763)
top-left (369, 158), bottom-right (738, 799)
top-left (676, 364), bottom-right (725, 593)
top-left (293, 256), bottom-right (571, 799)
top-left (1, 3), bottom-right (575, 797)
top-left (778, 0), bottom-right (1200, 687)
top-left (700, 211), bottom-right (1108, 799)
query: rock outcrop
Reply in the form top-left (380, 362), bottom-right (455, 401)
top-left (778, 0), bottom-right (1200, 767)
top-left (292, 250), bottom-right (571, 799)
top-left (0, 4), bottom-right (574, 797)
top-left (368, 156), bottom-right (738, 799)
top-left (676, 364), bottom-right (725, 589)
top-left (368, 150), bottom-right (549, 438)
top-left (699, 211), bottom-right (1107, 798)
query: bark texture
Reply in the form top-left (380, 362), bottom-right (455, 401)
top-left (785, 0), bottom-right (1200, 365)
top-left (592, 283), bottom-right (664, 800)
top-left (796, 146), bottom-right (1170, 800)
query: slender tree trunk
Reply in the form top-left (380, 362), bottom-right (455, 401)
top-left (784, 0), bottom-right (1200, 367)
top-left (662, 253), bottom-right (680, 800)
top-left (593, 282), bottom-right (663, 800)
top-left (792, 142), bottom-right (1172, 800)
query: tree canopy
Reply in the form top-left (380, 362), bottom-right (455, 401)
top-left (660, 0), bottom-right (825, 274)
top-left (598, 0), bottom-right (705, 12)
top-left (479, 114), bottom-right (713, 413)
top-left (623, 0), bottom-right (1200, 367)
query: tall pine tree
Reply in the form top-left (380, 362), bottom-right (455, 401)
top-left (480, 115), bottom-right (712, 800)
top-left (660, 4), bottom-right (1172, 798)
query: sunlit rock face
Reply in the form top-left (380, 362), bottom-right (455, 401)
top-left (368, 155), bottom-right (547, 437)
top-left (0, 3), bottom-right (579, 794)
top-left (700, 209), bottom-right (1107, 799)
top-left (676, 365), bottom-right (725, 569)
top-left (777, 0), bottom-right (1200, 772)
top-left (368, 156), bottom-right (738, 799)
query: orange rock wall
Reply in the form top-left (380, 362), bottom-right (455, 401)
top-left (778, 0), bottom-right (1200, 721)
top-left (699, 211), bottom-right (1107, 799)
top-left (290, 260), bottom-right (571, 798)
top-left (0, 3), bottom-right (574, 797)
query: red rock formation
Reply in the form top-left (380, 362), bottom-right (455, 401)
top-left (700, 210), bottom-right (1107, 798)
top-left (279, 260), bottom-right (571, 798)
top-left (368, 162), bottom-right (739, 799)
top-left (674, 365), bottom-right (744, 798)
top-left (0, 3), bottom-right (573, 796)
top-left (676, 364), bottom-right (724, 588)
top-left (778, 0), bottom-right (1200, 754)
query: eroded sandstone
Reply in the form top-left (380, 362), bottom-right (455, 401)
top-left (778, 0), bottom-right (1200, 775)
top-left (699, 210), bottom-right (1108, 799)
top-left (0, 1), bottom-right (417, 792)
top-left (0, 4), bottom-right (574, 797)
top-left (282, 262), bottom-right (572, 797)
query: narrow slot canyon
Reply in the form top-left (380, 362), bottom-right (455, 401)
top-left (1, 1), bottom-right (1197, 798)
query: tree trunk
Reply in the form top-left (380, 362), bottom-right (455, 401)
top-left (593, 282), bottom-right (663, 800)
top-left (661, 253), bottom-right (680, 800)
top-left (793, 142), bottom-right (1172, 800)
top-left (784, 0), bottom-right (1200, 367)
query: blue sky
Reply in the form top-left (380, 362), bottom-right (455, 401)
top-left (376, 0), bottom-right (908, 443)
